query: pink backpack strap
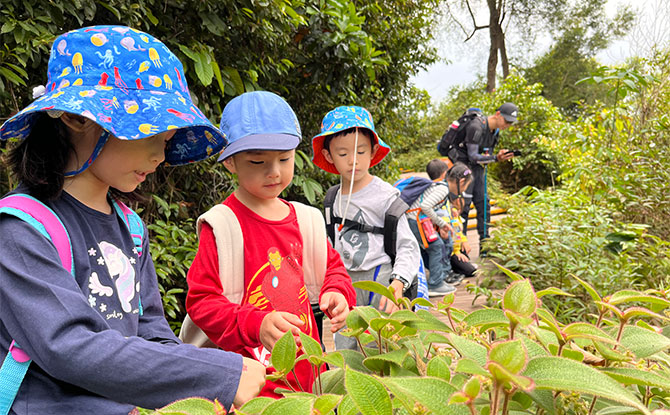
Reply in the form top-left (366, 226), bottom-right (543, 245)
top-left (0, 194), bottom-right (73, 274)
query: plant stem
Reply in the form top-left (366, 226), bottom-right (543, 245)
top-left (490, 384), bottom-right (501, 415)
top-left (588, 396), bottom-right (597, 415)
top-left (357, 338), bottom-right (368, 358)
top-left (446, 309), bottom-right (456, 332)
top-left (614, 319), bottom-right (627, 350)
top-left (291, 368), bottom-right (305, 392)
top-left (425, 342), bottom-right (434, 359)
top-left (501, 390), bottom-right (512, 415)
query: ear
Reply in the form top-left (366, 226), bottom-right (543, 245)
top-left (60, 113), bottom-right (91, 133)
top-left (222, 156), bottom-right (237, 174)
top-left (371, 143), bottom-right (380, 158)
top-left (321, 148), bottom-right (334, 164)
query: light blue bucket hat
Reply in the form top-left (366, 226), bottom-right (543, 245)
top-left (0, 25), bottom-right (226, 166)
top-left (311, 105), bottom-right (391, 174)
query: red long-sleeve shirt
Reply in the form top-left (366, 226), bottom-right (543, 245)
top-left (186, 194), bottom-right (355, 397)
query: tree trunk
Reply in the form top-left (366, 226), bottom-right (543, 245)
top-left (486, 0), bottom-right (508, 92)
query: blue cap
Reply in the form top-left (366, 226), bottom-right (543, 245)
top-left (218, 91), bottom-right (301, 161)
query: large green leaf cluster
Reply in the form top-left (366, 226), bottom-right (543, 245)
top-left (141, 277), bottom-right (670, 414)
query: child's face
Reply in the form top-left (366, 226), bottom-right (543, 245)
top-left (224, 150), bottom-right (295, 202)
top-left (81, 128), bottom-right (174, 193)
top-left (322, 129), bottom-right (379, 185)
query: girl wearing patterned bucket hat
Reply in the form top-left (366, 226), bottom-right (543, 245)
top-left (0, 26), bottom-right (264, 414)
top-left (311, 106), bottom-right (420, 351)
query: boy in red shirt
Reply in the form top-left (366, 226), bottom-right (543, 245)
top-left (184, 91), bottom-right (356, 398)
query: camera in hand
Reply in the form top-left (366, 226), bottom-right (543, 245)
top-left (506, 149), bottom-right (522, 156)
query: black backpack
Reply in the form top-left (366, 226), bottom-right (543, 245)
top-left (324, 184), bottom-right (408, 263)
top-left (437, 108), bottom-right (483, 161)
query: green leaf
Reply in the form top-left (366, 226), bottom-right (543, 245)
top-left (1, 21), bottom-right (16, 34)
top-left (463, 376), bottom-right (481, 399)
top-left (536, 287), bottom-right (575, 298)
top-left (502, 279), bottom-right (537, 318)
top-left (238, 396), bottom-right (275, 415)
top-left (523, 357), bottom-right (650, 414)
top-left (338, 395), bottom-right (358, 415)
top-left (426, 355), bottom-right (452, 381)
top-left (454, 358), bottom-right (490, 377)
top-left (492, 260), bottom-right (525, 281)
top-left (154, 397), bottom-right (216, 414)
top-left (223, 66), bottom-right (245, 95)
top-left (344, 369), bottom-right (392, 415)
top-left (462, 308), bottom-right (508, 331)
top-left (447, 335), bottom-right (488, 366)
top-left (363, 348), bottom-right (408, 372)
top-left (570, 274), bottom-right (602, 303)
top-left (314, 394), bottom-right (342, 414)
top-left (211, 59), bottom-right (225, 96)
top-left (405, 309), bottom-right (451, 332)
top-left (315, 367), bottom-right (345, 395)
top-left (353, 280), bottom-right (395, 305)
top-left (369, 317), bottom-right (403, 335)
top-left (619, 325), bottom-right (670, 358)
top-left (262, 396), bottom-right (313, 415)
top-left (380, 377), bottom-right (465, 415)
top-left (299, 331), bottom-right (323, 359)
top-left (562, 322), bottom-right (617, 344)
top-left (600, 367), bottom-right (670, 390)
top-left (488, 339), bottom-right (527, 375)
top-left (270, 331), bottom-right (297, 373)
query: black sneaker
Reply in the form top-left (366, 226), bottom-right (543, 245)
top-left (445, 272), bottom-right (464, 286)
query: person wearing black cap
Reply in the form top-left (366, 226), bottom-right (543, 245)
top-left (452, 102), bottom-right (518, 248)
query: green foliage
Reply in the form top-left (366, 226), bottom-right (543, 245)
top-left (147, 278), bottom-right (670, 414)
top-left (484, 53), bottom-right (670, 321)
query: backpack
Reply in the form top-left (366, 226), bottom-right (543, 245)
top-left (437, 108), bottom-right (484, 161)
top-left (179, 201), bottom-right (328, 348)
top-left (323, 181), bottom-right (439, 302)
top-left (0, 193), bottom-right (144, 415)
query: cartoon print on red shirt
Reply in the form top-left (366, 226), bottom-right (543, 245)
top-left (245, 246), bottom-right (313, 366)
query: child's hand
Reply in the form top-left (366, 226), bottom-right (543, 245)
top-left (259, 311), bottom-right (304, 351)
top-left (462, 241), bottom-right (471, 254)
top-left (379, 280), bottom-right (403, 314)
top-left (232, 357), bottom-right (266, 408)
top-left (455, 252), bottom-right (469, 263)
top-left (438, 225), bottom-right (451, 240)
top-left (320, 292), bottom-right (350, 332)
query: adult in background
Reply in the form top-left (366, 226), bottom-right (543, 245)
top-left (452, 103), bottom-right (518, 249)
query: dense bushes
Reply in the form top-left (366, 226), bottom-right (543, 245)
top-left (483, 52), bottom-right (670, 321)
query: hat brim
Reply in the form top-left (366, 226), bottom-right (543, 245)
top-left (217, 133), bottom-right (300, 161)
top-left (502, 114), bottom-right (517, 123)
top-left (311, 130), bottom-right (391, 175)
top-left (0, 86), bottom-right (226, 165)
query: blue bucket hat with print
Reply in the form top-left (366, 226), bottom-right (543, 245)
top-left (311, 105), bottom-right (391, 174)
top-left (0, 25), bottom-right (226, 166)
top-left (218, 91), bottom-right (301, 161)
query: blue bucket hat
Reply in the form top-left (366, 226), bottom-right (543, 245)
top-left (0, 25), bottom-right (226, 166)
top-left (218, 91), bottom-right (301, 161)
top-left (311, 106), bottom-right (391, 174)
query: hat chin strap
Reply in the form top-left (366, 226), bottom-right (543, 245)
top-left (64, 130), bottom-right (110, 177)
top-left (337, 128), bottom-right (359, 232)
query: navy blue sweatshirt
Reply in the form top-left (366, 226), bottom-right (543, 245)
top-left (0, 189), bottom-right (242, 414)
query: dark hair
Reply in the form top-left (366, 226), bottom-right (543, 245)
top-left (5, 113), bottom-right (71, 201)
top-left (4, 113), bottom-right (142, 203)
top-left (447, 162), bottom-right (473, 186)
top-left (426, 159), bottom-right (449, 180)
top-left (322, 127), bottom-right (376, 153)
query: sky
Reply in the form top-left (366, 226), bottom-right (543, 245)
top-left (411, 0), bottom-right (668, 103)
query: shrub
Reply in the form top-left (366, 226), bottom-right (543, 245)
top-left (140, 275), bottom-right (670, 414)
